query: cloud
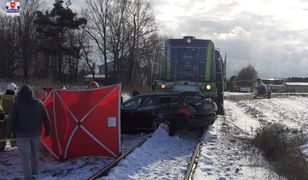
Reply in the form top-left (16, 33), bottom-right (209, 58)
top-left (151, 0), bottom-right (308, 78)
top-left (42, 0), bottom-right (308, 78)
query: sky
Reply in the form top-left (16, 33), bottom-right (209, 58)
top-left (2, 0), bottom-right (308, 78)
top-left (150, 0), bottom-right (308, 78)
top-left (64, 0), bottom-right (308, 78)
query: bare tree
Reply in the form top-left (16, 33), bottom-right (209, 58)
top-left (81, 30), bottom-right (97, 81)
top-left (0, 17), bottom-right (19, 79)
top-left (85, 0), bottom-right (159, 85)
top-left (17, 0), bottom-right (41, 80)
top-left (125, 0), bottom-right (158, 82)
top-left (0, 0), bottom-right (91, 82)
top-left (85, 0), bottom-right (111, 80)
top-left (108, 0), bottom-right (129, 81)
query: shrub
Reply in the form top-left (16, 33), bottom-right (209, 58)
top-left (252, 123), bottom-right (308, 180)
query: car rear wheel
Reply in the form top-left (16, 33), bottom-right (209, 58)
top-left (159, 122), bottom-right (170, 132)
top-left (153, 120), bottom-right (174, 136)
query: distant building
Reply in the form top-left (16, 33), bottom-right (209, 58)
top-left (262, 78), bottom-right (308, 92)
top-left (284, 82), bottom-right (308, 92)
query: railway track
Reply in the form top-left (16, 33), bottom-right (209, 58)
top-left (183, 125), bottom-right (208, 180)
top-left (88, 134), bottom-right (152, 180)
top-left (89, 124), bottom-right (210, 180)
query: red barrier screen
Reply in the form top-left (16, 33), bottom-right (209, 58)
top-left (41, 84), bottom-right (121, 160)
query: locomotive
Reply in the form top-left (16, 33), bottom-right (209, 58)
top-left (153, 36), bottom-right (226, 115)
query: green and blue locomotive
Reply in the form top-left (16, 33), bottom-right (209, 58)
top-left (153, 36), bottom-right (226, 114)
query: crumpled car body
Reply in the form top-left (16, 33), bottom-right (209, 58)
top-left (121, 91), bottom-right (217, 135)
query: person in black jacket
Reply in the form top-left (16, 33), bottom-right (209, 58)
top-left (6, 85), bottom-right (51, 180)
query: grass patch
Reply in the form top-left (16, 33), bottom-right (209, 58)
top-left (252, 123), bottom-right (308, 180)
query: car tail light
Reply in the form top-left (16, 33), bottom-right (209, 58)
top-left (178, 107), bottom-right (192, 117)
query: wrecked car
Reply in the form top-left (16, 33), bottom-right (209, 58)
top-left (121, 91), bottom-right (217, 135)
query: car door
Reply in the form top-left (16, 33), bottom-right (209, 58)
top-left (134, 96), bottom-right (159, 130)
top-left (121, 96), bottom-right (143, 132)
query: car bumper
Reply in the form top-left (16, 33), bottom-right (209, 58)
top-left (185, 113), bottom-right (217, 129)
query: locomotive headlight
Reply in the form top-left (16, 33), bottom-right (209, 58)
top-left (206, 84), bottom-right (211, 90)
top-left (160, 83), bottom-right (166, 89)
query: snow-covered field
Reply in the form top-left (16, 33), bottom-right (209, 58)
top-left (193, 102), bottom-right (283, 180)
top-left (1, 93), bottom-right (308, 179)
top-left (235, 96), bottom-right (308, 133)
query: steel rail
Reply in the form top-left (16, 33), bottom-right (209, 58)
top-left (88, 134), bottom-right (152, 180)
top-left (183, 126), bottom-right (208, 180)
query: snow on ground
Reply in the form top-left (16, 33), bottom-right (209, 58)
top-left (0, 145), bottom-right (112, 179)
top-left (99, 128), bottom-right (200, 180)
top-left (193, 95), bottom-right (308, 180)
top-left (194, 104), bottom-right (283, 180)
top-left (223, 100), bottom-right (260, 136)
top-left (224, 92), bottom-right (308, 96)
top-left (224, 92), bottom-right (252, 96)
top-left (236, 96), bottom-right (308, 133)
top-left (2, 94), bottom-right (308, 179)
top-left (0, 134), bottom-right (149, 179)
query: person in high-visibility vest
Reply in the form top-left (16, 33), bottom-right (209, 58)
top-left (0, 83), bottom-right (17, 114)
top-left (0, 82), bottom-right (18, 147)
